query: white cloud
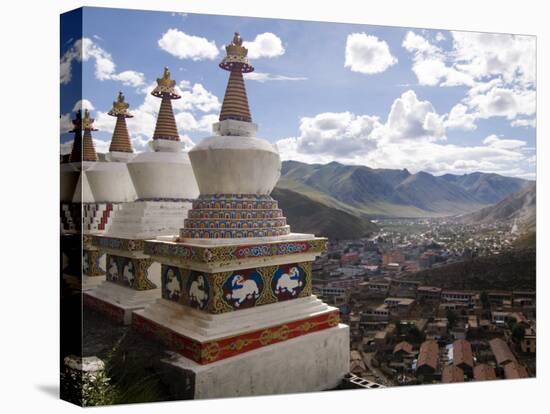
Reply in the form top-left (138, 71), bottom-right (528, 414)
top-left (511, 118), bottom-right (536, 128)
top-left (385, 90), bottom-right (445, 142)
top-left (482, 134), bottom-right (526, 150)
top-left (60, 140), bottom-right (74, 155)
top-left (109, 70), bottom-right (145, 87)
top-left (345, 33), bottom-right (397, 74)
top-left (445, 103), bottom-right (477, 131)
top-left (244, 72), bottom-right (307, 82)
top-left (175, 83), bottom-right (221, 113)
top-left (59, 138), bottom-right (109, 155)
top-left (465, 86), bottom-right (536, 120)
top-left (60, 38), bottom-right (145, 87)
top-left (402, 30), bottom-right (536, 129)
top-left (243, 32), bottom-right (285, 59)
top-left (72, 99), bottom-right (95, 112)
top-left (60, 114), bottom-right (73, 133)
top-left (452, 31), bottom-right (535, 87)
top-left (275, 90), bottom-right (533, 178)
top-left (158, 28), bottom-right (219, 61)
top-left (62, 79), bottom-right (221, 154)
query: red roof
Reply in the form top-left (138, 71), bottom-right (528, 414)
top-left (474, 364), bottom-right (497, 381)
top-left (453, 339), bottom-right (474, 369)
top-left (393, 341), bottom-right (413, 354)
top-left (504, 361), bottom-right (529, 379)
top-left (417, 340), bottom-right (438, 371)
top-left (442, 365), bottom-right (464, 383)
top-left (489, 338), bottom-right (517, 366)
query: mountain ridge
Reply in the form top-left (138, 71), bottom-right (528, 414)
top-left (277, 160), bottom-right (531, 218)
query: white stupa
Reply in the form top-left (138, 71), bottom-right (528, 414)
top-left (85, 92), bottom-right (137, 204)
top-left (86, 68), bottom-right (200, 324)
top-left (133, 33), bottom-right (349, 399)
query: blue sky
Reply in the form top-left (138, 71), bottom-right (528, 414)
top-left (60, 7), bottom-right (536, 179)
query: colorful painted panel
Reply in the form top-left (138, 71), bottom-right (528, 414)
top-left (144, 238), bottom-right (328, 265)
top-left (162, 261), bottom-right (313, 313)
top-left (222, 269), bottom-right (264, 309)
top-left (83, 249), bottom-right (105, 276)
top-left (132, 309), bottom-right (340, 365)
top-left (93, 235), bottom-right (145, 252)
top-left (186, 272), bottom-right (211, 310)
top-left (106, 254), bottom-right (156, 290)
top-left (161, 266), bottom-right (182, 302)
top-left (272, 264), bottom-right (307, 300)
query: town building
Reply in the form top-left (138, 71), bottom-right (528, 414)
top-left (441, 365), bottom-right (464, 383)
top-left (384, 297), bottom-right (416, 318)
top-left (473, 364), bottom-right (497, 381)
top-left (416, 340), bottom-right (439, 380)
top-left (393, 341), bottom-right (414, 361)
top-left (441, 290), bottom-right (479, 306)
top-left (426, 318), bottom-right (448, 340)
top-left (504, 361), bottom-right (529, 379)
top-left (453, 339), bottom-right (474, 377)
top-left (520, 327), bottom-right (536, 354)
top-left (489, 338), bottom-right (517, 367)
top-left (416, 286), bottom-right (442, 302)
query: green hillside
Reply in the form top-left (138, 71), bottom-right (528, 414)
top-left (271, 187), bottom-right (378, 240)
top-left (402, 248), bottom-right (536, 291)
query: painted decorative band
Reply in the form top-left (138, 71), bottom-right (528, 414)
top-left (132, 309), bottom-right (340, 364)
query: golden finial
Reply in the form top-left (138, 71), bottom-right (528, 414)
top-left (233, 32), bottom-right (243, 46)
top-left (220, 32), bottom-right (254, 73)
top-left (225, 32), bottom-right (248, 58)
top-left (151, 66), bottom-right (180, 99)
top-left (82, 109), bottom-right (98, 131)
top-left (108, 91), bottom-right (132, 117)
top-left (157, 66), bottom-right (175, 89)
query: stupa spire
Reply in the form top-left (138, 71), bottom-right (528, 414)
top-left (219, 32), bottom-right (254, 123)
top-left (107, 92), bottom-right (134, 153)
top-left (69, 109), bottom-right (98, 162)
top-left (151, 66), bottom-right (181, 141)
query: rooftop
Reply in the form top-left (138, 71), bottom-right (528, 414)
top-left (442, 365), bottom-right (464, 383)
top-left (504, 361), bottom-right (529, 379)
top-left (489, 338), bottom-right (517, 366)
top-left (417, 340), bottom-right (439, 370)
top-left (473, 364), bottom-right (497, 381)
top-left (453, 339), bottom-right (474, 368)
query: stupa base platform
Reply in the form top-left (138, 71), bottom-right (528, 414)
top-left (84, 281), bottom-right (160, 325)
top-left (132, 296), bottom-right (340, 364)
top-left (82, 275), bottom-right (106, 291)
top-left (156, 323), bottom-right (349, 400)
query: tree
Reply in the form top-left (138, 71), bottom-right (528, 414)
top-left (512, 325), bottom-right (526, 344)
top-left (446, 309), bottom-right (458, 330)
top-left (394, 320), bottom-right (402, 336)
top-left (480, 291), bottom-right (490, 309)
top-left (405, 325), bottom-right (424, 344)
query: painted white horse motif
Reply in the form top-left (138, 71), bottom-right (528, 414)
top-left (165, 269), bottom-right (181, 299)
top-left (189, 275), bottom-right (208, 308)
top-left (226, 275), bottom-right (259, 307)
top-left (123, 261), bottom-right (134, 286)
top-left (275, 267), bottom-right (302, 296)
top-left (107, 257), bottom-right (118, 281)
top-left (83, 253), bottom-right (89, 274)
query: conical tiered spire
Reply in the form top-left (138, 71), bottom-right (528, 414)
top-left (108, 92), bottom-right (134, 153)
top-left (219, 32), bottom-right (254, 123)
top-left (69, 109), bottom-right (98, 162)
top-left (151, 67), bottom-right (181, 141)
